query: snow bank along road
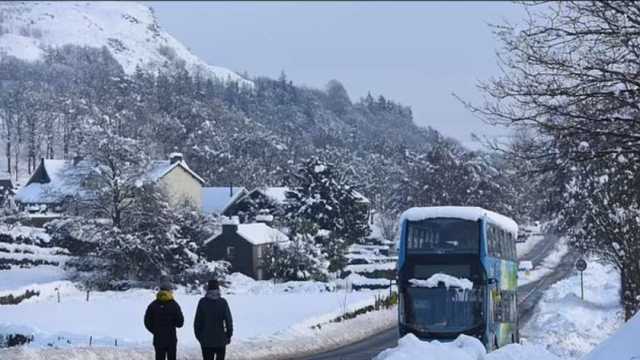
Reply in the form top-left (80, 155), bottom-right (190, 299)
top-left (301, 233), bottom-right (575, 360)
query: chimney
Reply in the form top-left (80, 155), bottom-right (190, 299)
top-left (222, 216), bottom-right (239, 234)
top-left (169, 152), bottom-right (183, 164)
top-left (222, 223), bottom-right (238, 234)
top-left (73, 155), bottom-right (83, 166)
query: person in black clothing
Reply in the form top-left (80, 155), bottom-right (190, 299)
top-left (144, 282), bottom-right (185, 360)
top-left (194, 279), bottom-right (233, 360)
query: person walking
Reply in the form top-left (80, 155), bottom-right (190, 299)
top-left (144, 282), bottom-right (185, 360)
top-left (194, 279), bottom-right (233, 360)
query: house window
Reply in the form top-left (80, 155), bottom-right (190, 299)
top-left (226, 246), bottom-right (236, 261)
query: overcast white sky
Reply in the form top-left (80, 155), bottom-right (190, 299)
top-left (150, 1), bottom-right (526, 148)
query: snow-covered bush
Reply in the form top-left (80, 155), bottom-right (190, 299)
top-left (45, 217), bottom-right (102, 256)
top-left (263, 230), bottom-right (328, 282)
top-left (178, 261), bottom-right (230, 291)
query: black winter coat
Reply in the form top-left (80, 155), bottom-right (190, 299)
top-left (144, 299), bottom-right (185, 346)
top-left (193, 295), bottom-right (233, 348)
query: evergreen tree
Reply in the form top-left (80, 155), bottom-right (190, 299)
top-left (286, 157), bottom-right (370, 272)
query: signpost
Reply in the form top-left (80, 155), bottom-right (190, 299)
top-left (576, 258), bottom-right (587, 300)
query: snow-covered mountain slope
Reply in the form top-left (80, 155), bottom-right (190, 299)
top-left (0, 1), bottom-right (251, 86)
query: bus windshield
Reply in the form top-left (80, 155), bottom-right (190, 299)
top-left (405, 286), bottom-right (483, 332)
top-left (406, 218), bottom-right (479, 254)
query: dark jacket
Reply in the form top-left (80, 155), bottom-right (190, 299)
top-left (144, 292), bottom-right (185, 347)
top-left (194, 290), bottom-right (233, 348)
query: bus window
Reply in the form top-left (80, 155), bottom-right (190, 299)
top-left (488, 225), bottom-right (502, 258)
top-left (508, 232), bottom-right (516, 261)
top-left (407, 218), bottom-right (479, 254)
top-left (494, 290), bottom-right (517, 323)
top-left (487, 226), bottom-right (493, 256)
top-left (406, 287), bottom-right (483, 332)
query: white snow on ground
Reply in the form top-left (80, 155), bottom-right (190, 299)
top-left (224, 272), bottom-right (333, 295)
top-left (516, 224), bottom-right (544, 258)
top-left (584, 311), bottom-right (640, 360)
top-left (0, 307), bottom-right (397, 360)
top-left (518, 238), bottom-right (568, 286)
top-left (0, 270), bottom-right (397, 359)
top-left (374, 333), bottom-right (559, 360)
top-left (345, 262), bottom-right (396, 274)
top-left (344, 273), bottom-right (393, 287)
top-left (0, 265), bottom-right (67, 292)
top-left (410, 274), bottom-right (473, 290)
top-left (0, 279), bottom-right (382, 348)
top-left (0, 225), bottom-right (51, 243)
top-left (522, 260), bottom-right (623, 359)
top-left (0, 243), bottom-right (70, 264)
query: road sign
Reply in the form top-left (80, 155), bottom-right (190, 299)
top-left (576, 258), bottom-right (587, 300)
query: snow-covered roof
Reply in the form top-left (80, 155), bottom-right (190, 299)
top-left (147, 160), bottom-right (205, 184)
top-left (15, 160), bottom-right (87, 204)
top-left (258, 187), bottom-right (289, 204)
top-left (353, 190), bottom-right (370, 204)
top-left (16, 158), bottom-right (206, 204)
top-left (400, 206), bottom-right (518, 235)
top-left (235, 223), bottom-right (289, 246)
top-left (251, 186), bottom-right (369, 205)
top-left (202, 187), bottom-right (246, 214)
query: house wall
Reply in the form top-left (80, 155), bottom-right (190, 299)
top-left (159, 166), bottom-right (202, 209)
top-left (204, 231), bottom-right (256, 278)
top-left (253, 244), bottom-right (271, 280)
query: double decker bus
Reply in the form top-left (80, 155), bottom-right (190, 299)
top-left (397, 206), bottom-right (518, 350)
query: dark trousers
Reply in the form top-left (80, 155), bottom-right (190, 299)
top-left (201, 346), bottom-right (226, 360)
top-left (154, 344), bottom-right (177, 360)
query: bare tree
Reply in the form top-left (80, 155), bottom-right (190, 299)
top-left (467, 1), bottom-right (640, 319)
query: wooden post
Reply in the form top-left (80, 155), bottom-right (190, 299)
top-left (115, 339), bottom-right (118, 347)
top-left (89, 336), bottom-right (92, 346)
top-left (86, 290), bottom-right (90, 302)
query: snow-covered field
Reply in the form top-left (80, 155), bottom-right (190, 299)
top-left (522, 260), bottom-right (623, 359)
top-left (0, 265), bottom-right (67, 292)
top-left (0, 271), bottom-right (388, 348)
top-left (0, 222), bottom-right (400, 358)
top-left (585, 311), bottom-right (640, 360)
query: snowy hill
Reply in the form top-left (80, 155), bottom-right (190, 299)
top-left (0, 1), bottom-right (251, 86)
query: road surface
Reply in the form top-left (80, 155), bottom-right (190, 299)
top-left (301, 233), bottom-right (575, 360)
